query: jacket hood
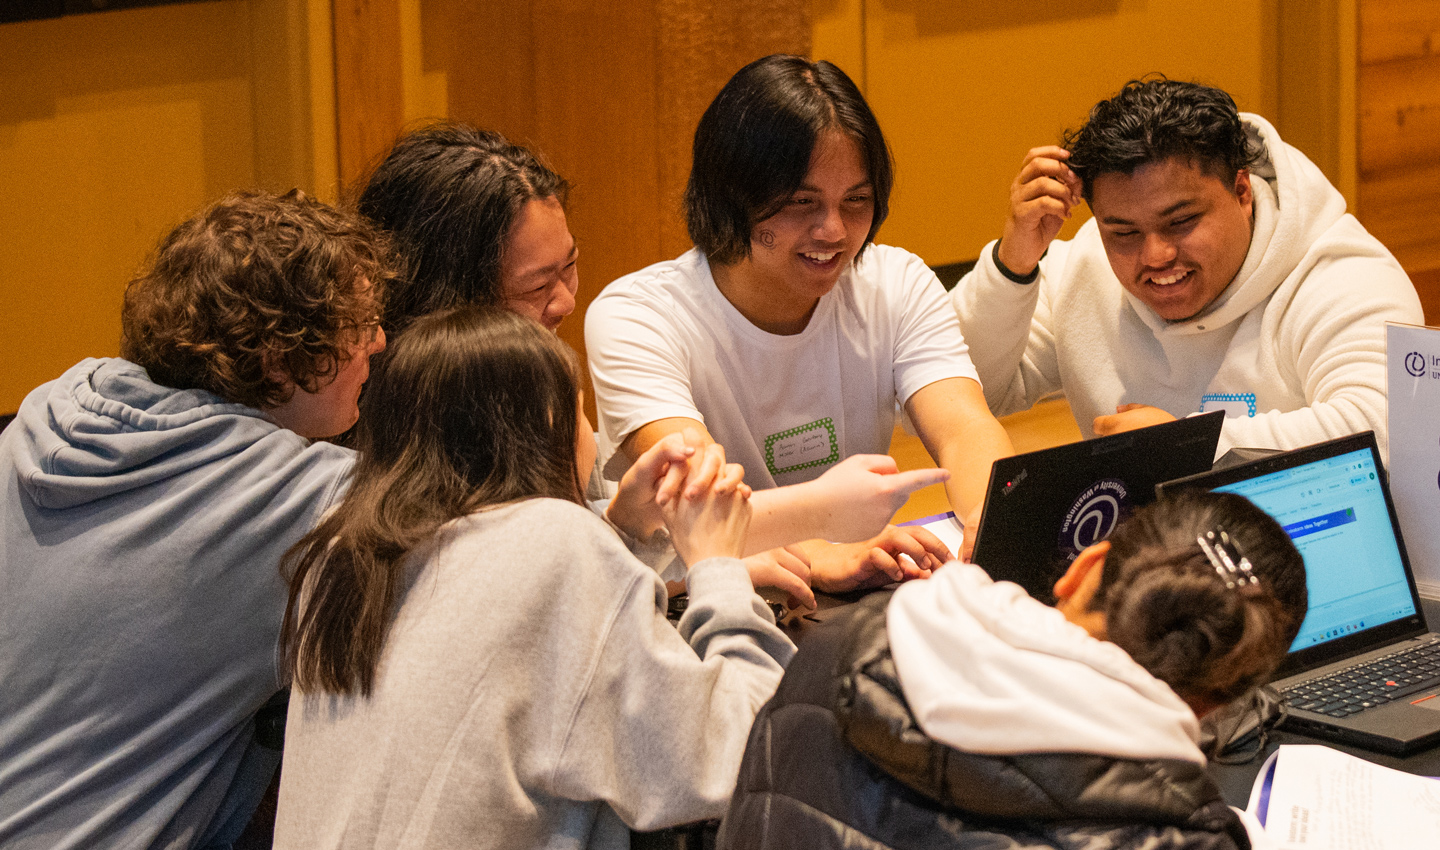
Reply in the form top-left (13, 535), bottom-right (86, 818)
top-left (1128, 113), bottom-right (1349, 337)
top-left (7, 358), bottom-right (283, 510)
top-left (887, 562), bottom-right (1204, 764)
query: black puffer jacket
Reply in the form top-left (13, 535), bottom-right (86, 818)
top-left (718, 592), bottom-right (1249, 850)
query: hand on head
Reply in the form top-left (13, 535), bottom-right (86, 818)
top-left (998, 145), bottom-right (1084, 277)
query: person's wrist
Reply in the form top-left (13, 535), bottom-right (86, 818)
top-left (605, 499), bottom-right (656, 543)
top-left (993, 239), bottom-right (1041, 284)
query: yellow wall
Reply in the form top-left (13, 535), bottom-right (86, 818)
top-left (0, 0), bottom-right (332, 413)
top-left (813, 0), bottom-right (1282, 266)
top-left (0, 0), bottom-right (1351, 414)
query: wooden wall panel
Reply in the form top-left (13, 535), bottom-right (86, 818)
top-left (655, 1), bottom-right (812, 257)
top-left (1358, 0), bottom-right (1440, 64)
top-left (421, 0), bottom-right (808, 396)
top-left (332, 0), bottom-right (405, 186)
top-left (1356, 0), bottom-right (1440, 290)
top-left (1358, 55), bottom-right (1440, 176)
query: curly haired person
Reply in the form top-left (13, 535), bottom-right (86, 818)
top-left (0, 190), bottom-right (393, 849)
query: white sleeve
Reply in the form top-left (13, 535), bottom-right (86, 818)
top-left (950, 239), bottom-right (1065, 416)
top-left (585, 288), bottom-right (706, 459)
top-left (1218, 251), bottom-right (1422, 459)
top-left (888, 250), bottom-right (982, 404)
top-left (547, 557), bottom-right (793, 831)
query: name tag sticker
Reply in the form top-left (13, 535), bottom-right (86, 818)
top-left (765, 418), bottom-right (839, 476)
top-left (1200, 392), bottom-right (1257, 418)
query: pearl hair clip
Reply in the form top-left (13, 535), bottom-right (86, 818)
top-left (1197, 528), bottom-right (1259, 589)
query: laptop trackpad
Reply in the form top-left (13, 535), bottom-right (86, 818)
top-left (1409, 692), bottom-right (1440, 712)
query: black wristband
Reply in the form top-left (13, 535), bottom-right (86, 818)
top-left (992, 240), bottom-right (1041, 285)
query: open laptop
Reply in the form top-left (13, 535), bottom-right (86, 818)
top-left (969, 411), bottom-right (1224, 602)
top-left (1159, 431), bottom-right (1440, 755)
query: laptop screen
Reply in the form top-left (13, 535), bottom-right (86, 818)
top-left (1208, 447), bottom-right (1417, 653)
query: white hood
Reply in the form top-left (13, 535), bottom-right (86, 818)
top-left (887, 562), bottom-right (1204, 764)
top-left (1130, 113), bottom-right (1350, 338)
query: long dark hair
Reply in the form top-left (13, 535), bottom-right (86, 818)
top-left (281, 306), bottom-right (585, 696)
top-left (685, 54), bottom-right (892, 265)
top-left (357, 123), bottom-right (569, 339)
top-left (1096, 490), bottom-right (1308, 707)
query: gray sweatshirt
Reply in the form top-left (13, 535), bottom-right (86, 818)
top-left (0, 358), bottom-right (354, 849)
top-left (274, 497), bottom-right (795, 849)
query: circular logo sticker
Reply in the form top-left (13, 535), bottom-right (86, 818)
top-left (1057, 479), bottom-right (1130, 560)
top-left (1406, 351), bottom-right (1426, 378)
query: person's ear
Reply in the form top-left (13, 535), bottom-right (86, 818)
top-left (261, 349), bottom-right (288, 385)
top-left (1054, 540), bottom-right (1110, 601)
top-left (1233, 168), bottom-right (1253, 208)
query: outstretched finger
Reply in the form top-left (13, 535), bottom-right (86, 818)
top-left (845, 453), bottom-right (900, 475)
top-left (885, 467), bottom-right (951, 497)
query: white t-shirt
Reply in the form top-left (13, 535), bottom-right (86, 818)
top-left (585, 245), bottom-right (980, 487)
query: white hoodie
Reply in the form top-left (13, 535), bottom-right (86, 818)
top-left (953, 114), bottom-right (1422, 460)
top-left (886, 561), bottom-right (1203, 763)
top-left (887, 562), bottom-right (1274, 847)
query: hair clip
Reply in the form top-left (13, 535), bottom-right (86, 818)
top-left (1197, 528), bottom-right (1259, 589)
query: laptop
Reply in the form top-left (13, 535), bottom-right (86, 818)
top-left (969, 411), bottom-right (1224, 602)
top-left (1159, 432), bottom-right (1440, 755)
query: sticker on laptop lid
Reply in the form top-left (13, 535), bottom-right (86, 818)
top-left (1058, 478), bottom-right (1130, 561)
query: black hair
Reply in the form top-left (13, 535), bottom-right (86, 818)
top-left (281, 305), bottom-right (583, 696)
top-left (684, 54), bottom-right (892, 265)
top-left (1063, 77), bottom-right (1263, 202)
top-left (356, 123), bottom-right (569, 339)
top-left (1095, 489), bottom-right (1307, 708)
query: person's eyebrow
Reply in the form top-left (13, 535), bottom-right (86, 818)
top-left (795, 178), bottom-right (873, 194)
top-left (1100, 198), bottom-right (1199, 225)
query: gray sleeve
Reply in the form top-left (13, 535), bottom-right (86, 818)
top-left (546, 557), bottom-right (793, 832)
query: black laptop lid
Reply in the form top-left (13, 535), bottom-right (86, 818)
top-left (1157, 432), bottom-right (1429, 680)
top-left (971, 410), bottom-right (1224, 602)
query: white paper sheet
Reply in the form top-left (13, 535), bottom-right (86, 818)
top-left (1248, 744), bottom-right (1440, 849)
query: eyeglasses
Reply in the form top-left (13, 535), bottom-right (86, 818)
top-left (354, 315), bottom-right (382, 345)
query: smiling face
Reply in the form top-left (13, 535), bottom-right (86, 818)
top-left (716, 130), bottom-right (875, 333)
top-left (500, 196), bottom-right (579, 331)
top-left (1090, 157), bottom-right (1254, 322)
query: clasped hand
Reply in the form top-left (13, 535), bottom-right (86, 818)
top-left (606, 430), bottom-right (751, 566)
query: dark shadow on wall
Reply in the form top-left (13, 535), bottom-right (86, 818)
top-left (879, 0), bottom-right (1123, 36)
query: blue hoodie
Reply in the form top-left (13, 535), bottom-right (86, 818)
top-left (0, 358), bottom-right (355, 849)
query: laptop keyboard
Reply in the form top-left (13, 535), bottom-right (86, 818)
top-left (1280, 638), bottom-right (1440, 718)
